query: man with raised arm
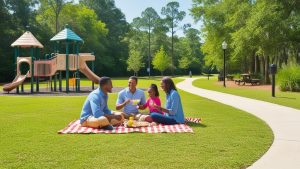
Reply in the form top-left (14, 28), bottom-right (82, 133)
top-left (116, 76), bottom-right (146, 119)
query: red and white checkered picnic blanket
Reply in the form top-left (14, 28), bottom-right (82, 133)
top-left (58, 117), bottom-right (201, 134)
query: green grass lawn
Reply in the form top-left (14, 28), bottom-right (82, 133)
top-left (193, 77), bottom-right (300, 110)
top-left (0, 78), bottom-right (273, 169)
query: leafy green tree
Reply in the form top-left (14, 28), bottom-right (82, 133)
top-left (161, 1), bottom-right (186, 75)
top-left (36, 3), bottom-right (108, 76)
top-left (127, 49), bottom-right (144, 76)
top-left (38, 0), bottom-right (69, 33)
top-left (175, 28), bottom-right (203, 75)
top-left (124, 22), bottom-right (148, 67)
top-left (132, 7), bottom-right (160, 76)
top-left (152, 46), bottom-right (171, 75)
top-left (192, 0), bottom-right (300, 84)
top-left (5, 0), bottom-right (38, 28)
top-left (0, 0), bottom-right (38, 82)
top-left (80, 0), bottom-right (130, 76)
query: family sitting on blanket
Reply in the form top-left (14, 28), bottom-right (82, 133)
top-left (79, 76), bottom-right (185, 129)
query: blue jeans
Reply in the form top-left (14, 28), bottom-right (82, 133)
top-left (101, 125), bottom-right (113, 130)
top-left (150, 112), bottom-right (178, 125)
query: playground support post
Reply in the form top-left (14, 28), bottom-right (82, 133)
top-left (30, 48), bottom-right (34, 93)
top-left (66, 41), bottom-right (69, 93)
top-left (76, 42), bottom-right (80, 92)
top-left (36, 48), bottom-right (40, 92)
top-left (59, 71), bottom-right (62, 91)
top-left (54, 73), bottom-right (57, 91)
top-left (36, 77), bottom-right (39, 92)
top-left (15, 47), bottom-right (20, 94)
top-left (21, 84), bottom-right (24, 92)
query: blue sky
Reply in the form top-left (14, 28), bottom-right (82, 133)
top-left (114, 0), bottom-right (202, 37)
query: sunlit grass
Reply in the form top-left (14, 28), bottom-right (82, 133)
top-left (193, 76), bottom-right (300, 110)
top-left (0, 78), bottom-right (273, 169)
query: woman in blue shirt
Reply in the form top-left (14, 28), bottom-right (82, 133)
top-left (151, 77), bottom-right (185, 124)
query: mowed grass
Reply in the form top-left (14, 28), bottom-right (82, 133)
top-left (0, 78), bottom-right (273, 169)
top-left (193, 77), bottom-right (300, 110)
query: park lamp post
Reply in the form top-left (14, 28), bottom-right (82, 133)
top-left (222, 41), bottom-right (227, 87)
top-left (270, 64), bottom-right (277, 97)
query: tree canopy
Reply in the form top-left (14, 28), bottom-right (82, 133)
top-left (191, 0), bottom-right (300, 83)
top-left (0, 1), bottom-right (204, 82)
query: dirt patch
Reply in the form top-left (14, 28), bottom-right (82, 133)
top-left (216, 81), bottom-right (272, 91)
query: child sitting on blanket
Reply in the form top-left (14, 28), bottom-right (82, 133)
top-left (137, 84), bottom-right (162, 123)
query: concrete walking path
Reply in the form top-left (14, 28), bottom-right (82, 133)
top-left (177, 78), bottom-right (300, 169)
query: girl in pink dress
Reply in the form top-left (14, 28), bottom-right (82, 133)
top-left (137, 84), bottom-right (162, 122)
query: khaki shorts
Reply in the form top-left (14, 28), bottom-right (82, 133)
top-left (81, 116), bottom-right (110, 128)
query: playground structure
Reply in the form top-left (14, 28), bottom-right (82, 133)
top-left (3, 25), bottom-right (100, 93)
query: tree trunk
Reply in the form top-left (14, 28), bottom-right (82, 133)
top-left (251, 51), bottom-right (255, 74)
top-left (261, 56), bottom-right (265, 83)
top-left (284, 47), bottom-right (288, 65)
top-left (171, 26), bottom-right (174, 76)
top-left (264, 55), bottom-right (270, 84)
top-left (55, 15), bottom-right (58, 33)
top-left (148, 17), bottom-right (151, 78)
top-left (296, 48), bottom-right (300, 64)
top-left (254, 54), bottom-right (258, 74)
top-left (244, 55), bottom-right (247, 73)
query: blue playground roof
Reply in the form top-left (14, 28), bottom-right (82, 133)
top-left (50, 25), bottom-right (83, 42)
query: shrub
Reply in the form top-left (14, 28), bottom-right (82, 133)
top-left (277, 64), bottom-right (300, 92)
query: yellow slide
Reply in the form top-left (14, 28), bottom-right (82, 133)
top-left (3, 71), bottom-right (29, 92)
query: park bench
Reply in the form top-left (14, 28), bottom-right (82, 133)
top-left (218, 73), bottom-right (233, 81)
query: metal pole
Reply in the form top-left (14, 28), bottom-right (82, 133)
top-left (272, 74), bottom-right (275, 97)
top-left (66, 41), bottom-right (69, 93)
top-left (223, 49), bottom-right (226, 87)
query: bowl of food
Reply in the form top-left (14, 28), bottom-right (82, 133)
top-left (131, 99), bottom-right (140, 105)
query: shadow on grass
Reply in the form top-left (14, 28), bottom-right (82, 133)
top-left (275, 96), bottom-right (296, 100)
top-left (187, 122), bottom-right (207, 128)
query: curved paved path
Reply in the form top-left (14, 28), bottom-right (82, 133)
top-left (177, 78), bottom-right (300, 169)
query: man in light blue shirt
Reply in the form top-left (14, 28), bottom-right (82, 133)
top-left (80, 77), bottom-right (124, 129)
top-left (116, 76), bottom-right (146, 118)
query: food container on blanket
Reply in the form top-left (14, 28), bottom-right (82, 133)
top-left (124, 119), bottom-right (150, 128)
top-left (131, 99), bottom-right (140, 105)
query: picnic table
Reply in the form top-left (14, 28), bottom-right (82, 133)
top-left (218, 74), bottom-right (234, 81)
top-left (234, 74), bottom-right (260, 85)
top-left (226, 75), bottom-right (234, 81)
